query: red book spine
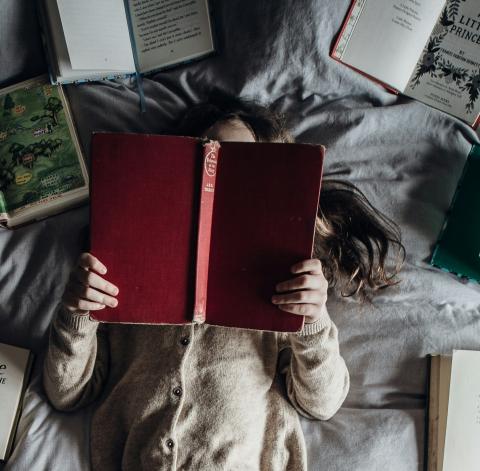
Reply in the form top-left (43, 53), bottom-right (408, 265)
top-left (193, 140), bottom-right (220, 323)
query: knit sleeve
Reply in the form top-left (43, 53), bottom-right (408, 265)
top-left (277, 306), bottom-right (350, 420)
top-left (42, 304), bottom-right (110, 412)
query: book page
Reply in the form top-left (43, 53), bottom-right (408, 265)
top-left (0, 343), bottom-right (30, 460)
top-left (334, 0), bottom-right (445, 91)
top-left (128, 0), bottom-right (214, 73)
top-left (442, 350), bottom-right (480, 471)
top-left (56, 0), bottom-right (135, 71)
top-left (404, 0), bottom-right (480, 124)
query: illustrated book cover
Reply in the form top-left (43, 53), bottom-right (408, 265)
top-left (332, 0), bottom-right (480, 127)
top-left (0, 75), bottom-right (88, 228)
top-left (89, 133), bottom-right (325, 332)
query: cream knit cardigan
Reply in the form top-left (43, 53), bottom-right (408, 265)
top-left (43, 305), bottom-right (349, 470)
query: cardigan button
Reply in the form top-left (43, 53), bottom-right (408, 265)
top-left (173, 387), bottom-right (182, 397)
top-left (180, 336), bottom-right (190, 346)
top-left (166, 439), bottom-right (174, 449)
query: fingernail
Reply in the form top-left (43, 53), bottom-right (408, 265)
top-left (101, 268), bottom-right (107, 274)
top-left (110, 299), bottom-right (118, 307)
top-left (271, 296), bottom-right (279, 304)
top-left (113, 287), bottom-right (119, 295)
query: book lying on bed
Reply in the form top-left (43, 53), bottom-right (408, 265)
top-left (425, 350), bottom-right (480, 471)
top-left (431, 144), bottom-right (480, 282)
top-left (0, 342), bottom-right (34, 463)
top-left (89, 133), bottom-right (324, 332)
top-left (0, 76), bottom-right (88, 228)
top-left (38, 0), bottom-right (215, 84)
top-left (332, 0), bottom-right (480, 127)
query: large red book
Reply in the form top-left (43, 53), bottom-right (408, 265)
top-left (89, 133), bottom-right (324, 332)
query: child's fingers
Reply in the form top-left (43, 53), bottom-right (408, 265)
top-left (78, 252), bottom-right (107, 274)
top-left (69, 282), bottom-right (118, 308)
top-left (276, 303), bottom-right (318, 317)
top-left (275, 274), bottom-right (323, 293)
top-left (271, 290), bottom-right (322, 305)
top-left (74, 268), bottom-right (119, 297)
top-left (62, 291), bottom-right (106, 312)
top-left (291, 258), bottom-right (323, 275)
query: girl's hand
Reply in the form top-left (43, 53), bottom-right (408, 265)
top-left (62, 252), bottom-right (119, 314)
top-left (271, 258), bottom-right (328, 324)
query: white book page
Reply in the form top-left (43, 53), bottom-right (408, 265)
top-left (404, 0), bottom-right (480, 124)
top-left (334, 0), bottom-right (445, 91)
top-left (0, 344), bottom-right (30, 460)
top-left (443, 350), bottom-right (480, 471)
top-left (56, 0), bottom-right (135, 71)
top-left (128, 0), bottom-right (214, 73)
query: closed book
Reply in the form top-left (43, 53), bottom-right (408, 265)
top-left (89, 133), bottom-right (324, 332)
top-left (425, 350), bottom-right (480, 471)
top-left (0, 76), bottom-right (88, 228)
top-left (0, 342), bottom-right (34, 463)
top-left (431, 144), bottom-right (480, 282)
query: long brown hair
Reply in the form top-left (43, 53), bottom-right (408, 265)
top-left (176, 90), bottom-right (405, 299)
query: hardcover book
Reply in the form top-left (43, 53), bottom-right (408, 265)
top-left (89, 133), bottom-right (325, 332)
top-left (431, 144), bottom-right (480, 282)
top-left (0, 76), bottom-right (88, 228)
top-left (38, 0), bottom-right (215, 84)
top-left (425, 350), bottom-right (480, 471)
top-left (332, 0), bottom-right (480, 127)
top-left (0, 342), bottom-right (34, 463)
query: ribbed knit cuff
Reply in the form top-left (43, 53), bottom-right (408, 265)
top-left (297, 307), bottom-right (331, 336)
top-left (56, 304), bottom-right (99, 331)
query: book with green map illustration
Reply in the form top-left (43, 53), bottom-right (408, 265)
top-left (431, 144), bottom-right (480, 282)
top-left (0, 75), bottom-right (88, 228)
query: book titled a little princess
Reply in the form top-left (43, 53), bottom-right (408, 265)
top-left (89, 133), bottom-right (325, 333)
top-left (332, 0), bottom-right (480, 127)
top-left (38, 0), bottom-right (215, 84)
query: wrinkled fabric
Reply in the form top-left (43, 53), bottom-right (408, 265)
top-left (1, 0), bottom-right (479, 470)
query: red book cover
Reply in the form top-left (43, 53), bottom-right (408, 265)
top-left (89, 133), bottom-right (324, 332)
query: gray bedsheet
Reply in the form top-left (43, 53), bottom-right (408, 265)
top-left (1, 1), bottom-right (479, 470)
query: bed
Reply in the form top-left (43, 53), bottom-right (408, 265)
top-left (1, 1), bottom-right (479, 470)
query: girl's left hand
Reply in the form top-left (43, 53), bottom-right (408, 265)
top-left (271, 258), bottom-right (328, 324)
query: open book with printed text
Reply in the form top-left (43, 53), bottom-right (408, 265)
top-left (38, 0), bottom-right (215, 84)
top-left (332, 0), bottom-right (480, 127)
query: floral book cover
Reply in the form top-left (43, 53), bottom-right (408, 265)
top-left (405, 0), bottom-right (480, 125)
top-left (0, 76), bottom-right (87, 223)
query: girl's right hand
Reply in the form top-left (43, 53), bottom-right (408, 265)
top-left (62, 252), bottom-right (119, 314)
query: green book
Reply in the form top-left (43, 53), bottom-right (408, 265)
top-left (431, 145), bottom-right (480, 282)
top-left (0, 75), bottom-right (88, 228)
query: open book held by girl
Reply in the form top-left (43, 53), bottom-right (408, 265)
top-left (43, 92), bottom-right (404, 471)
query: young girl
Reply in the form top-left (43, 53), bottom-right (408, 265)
top-left (43, 93), bottom-right (403, 471)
